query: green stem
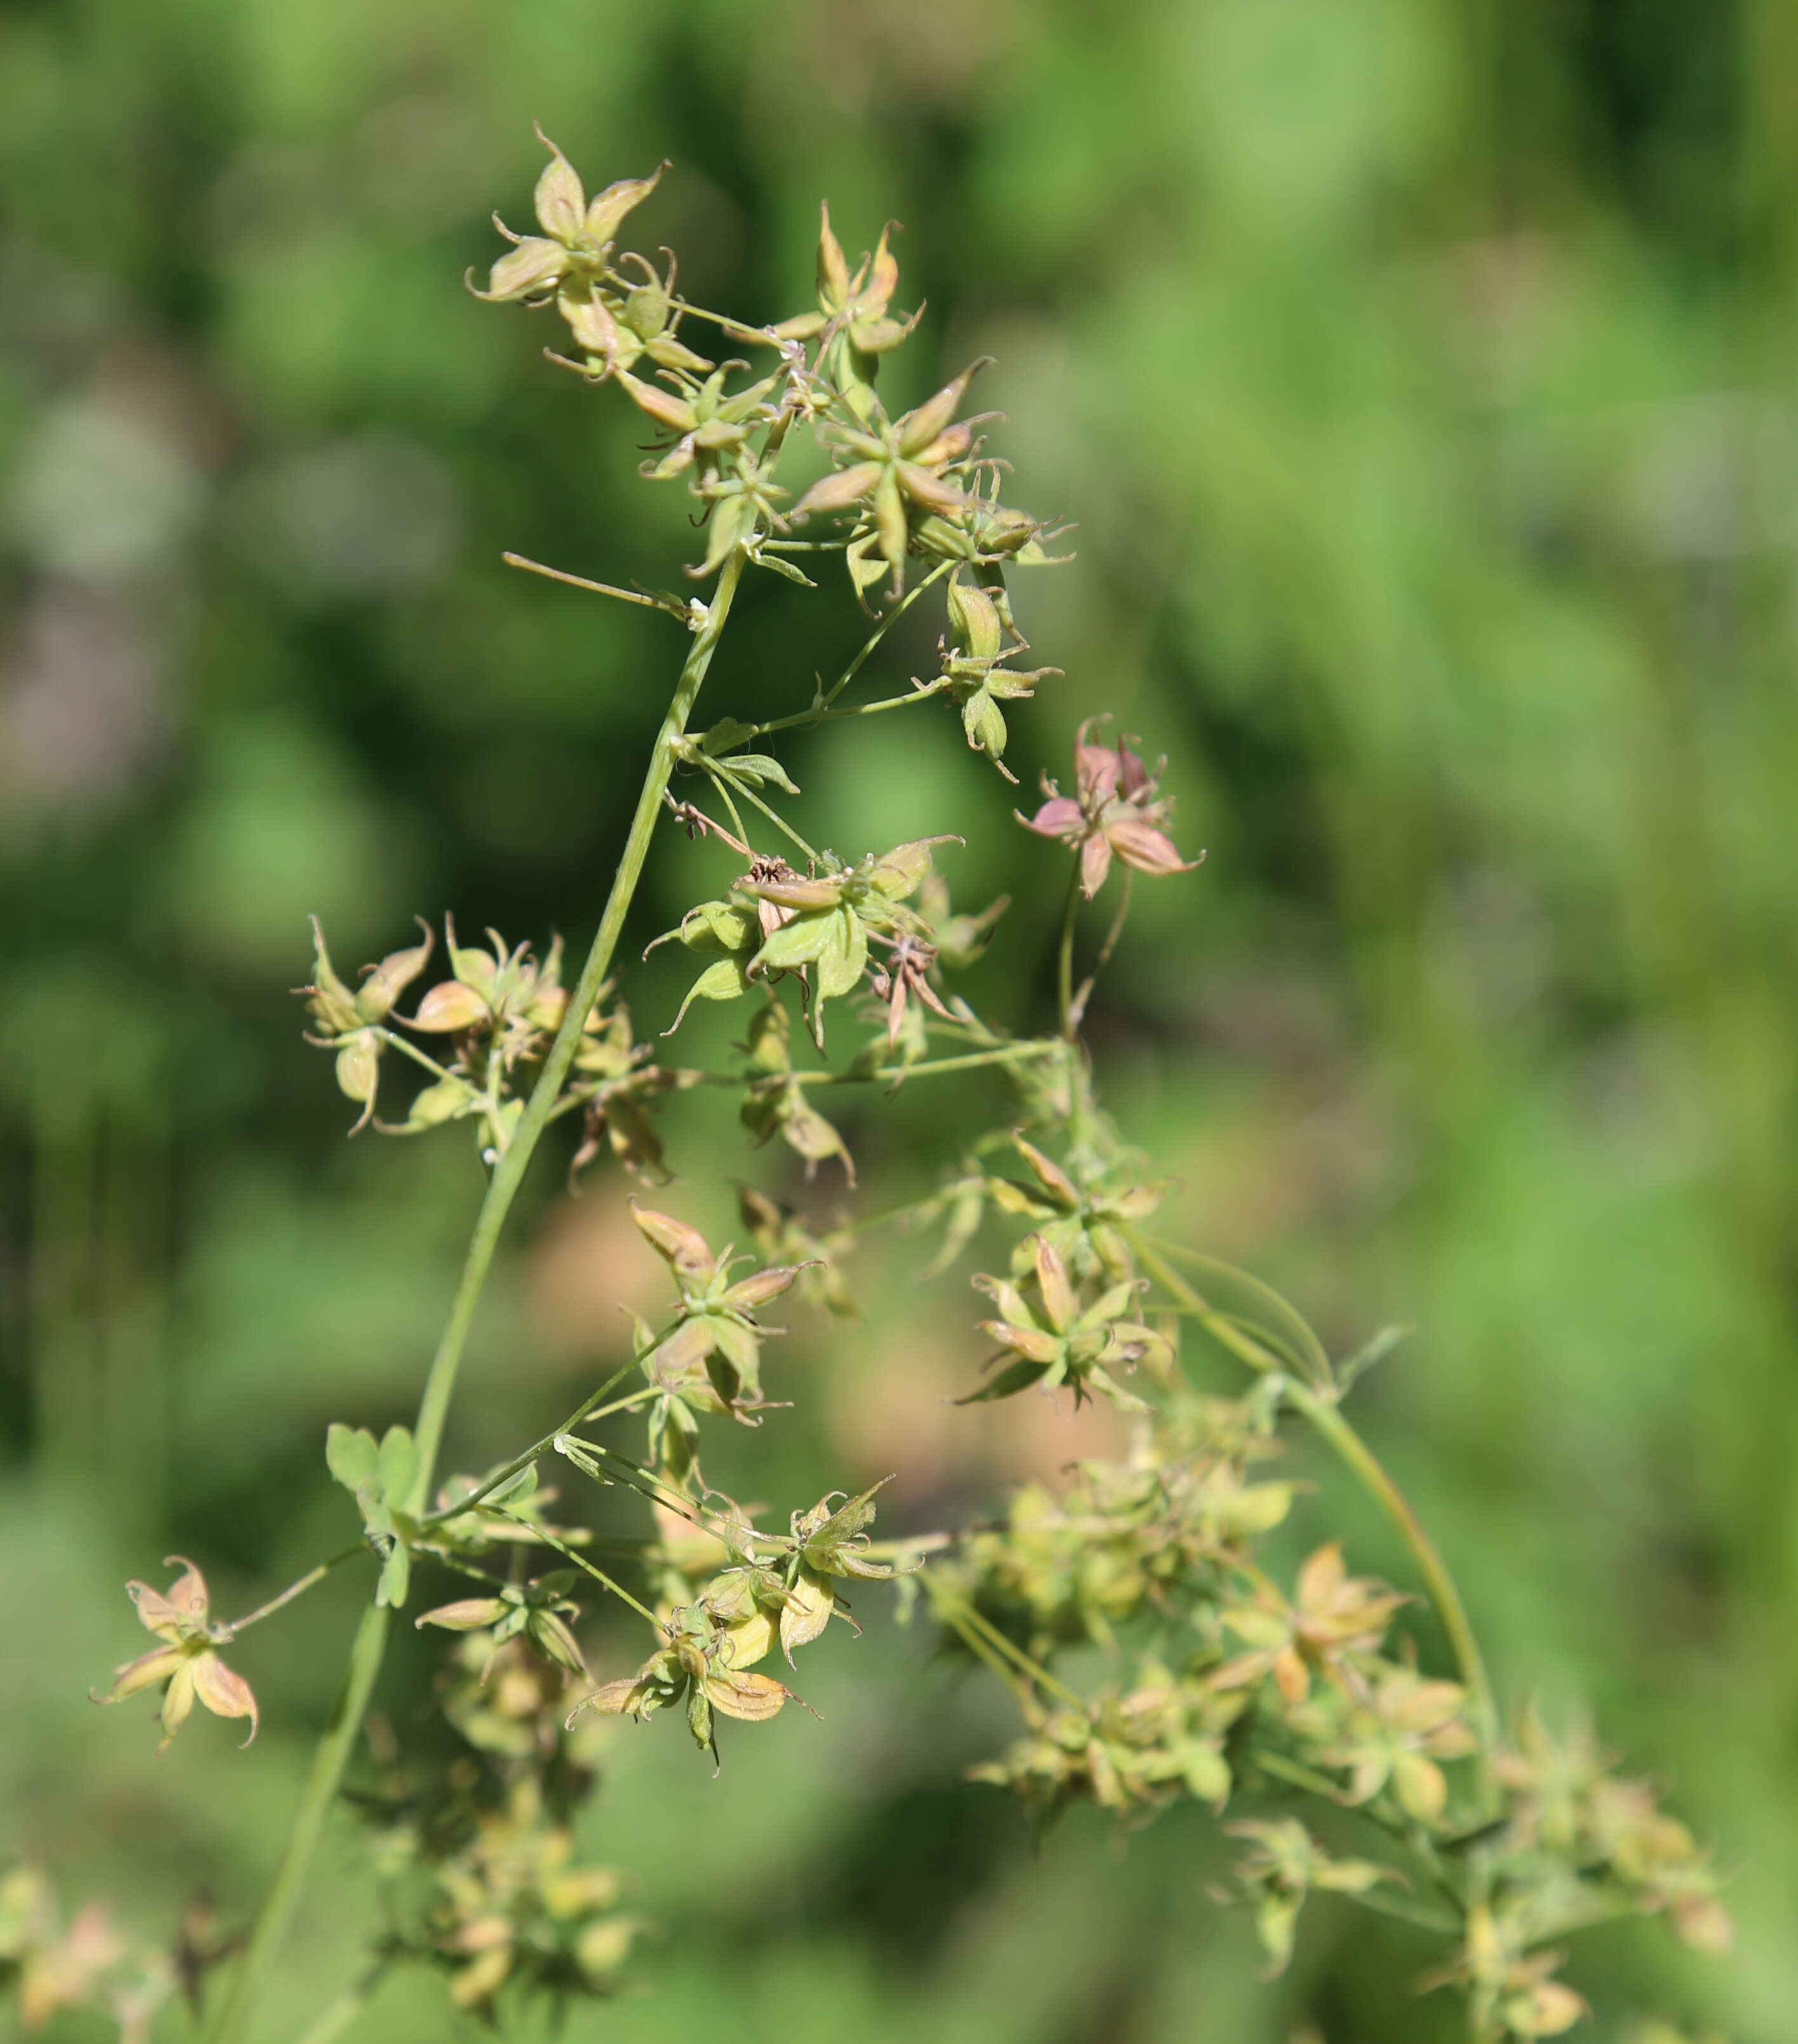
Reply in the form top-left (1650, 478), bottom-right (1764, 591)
top-left (209, 547), bottom-right (750, 2044)
top-left (712, 766), bottom-right (819, 863)
top-left (801, 1043), bottom-right (1057, 1086)
top-left (369, 1027), bottom-right (455, 1087)
top-left (1129, 1234), bottom-right (1500, 1807)
top-left (222, 1541), bottom-right (367, 1636)
top-left (411, 545), bottom-right (747, 1504)
top-left (1283, 1376), bottom-right (1500, 1801)
top-left (740, 558), bottom-right (952, 744)
top-left (747, 679), bottom-right (945, 742)
top-left (1055, 862), bottom-right (1082, 1040)
top-left (491, 1509), bottom-right (665, 1633)
top-left (924, 1583), bottom-right (1086, 1709)
top-left (415, 1357), bottom-right (638, 1529)
top-left (204, 1604), bottom-right (392, 2044)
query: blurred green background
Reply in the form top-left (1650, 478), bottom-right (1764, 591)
top-left (3, 1), bottom-right (1794, 2038)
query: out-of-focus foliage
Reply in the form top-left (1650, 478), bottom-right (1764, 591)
top-left (1, 2), bottom-right (1792, 2040)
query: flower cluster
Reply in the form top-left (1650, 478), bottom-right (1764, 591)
top-left (74, 135), bottom-right (1730, 2044)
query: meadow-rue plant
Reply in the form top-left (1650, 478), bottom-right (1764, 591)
top-left (40, 130), bottom-right (1732, 2044)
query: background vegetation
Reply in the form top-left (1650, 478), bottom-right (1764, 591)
top-left (3, 1), bottom-right (1793, 2038)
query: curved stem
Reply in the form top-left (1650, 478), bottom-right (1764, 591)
top-left (208, 547), bottom-right (750, 2044)
top-left (1282, 1376), bottom-right (1500, 1800)
top-left (1129, 1233), bottom-right (1500, 1808)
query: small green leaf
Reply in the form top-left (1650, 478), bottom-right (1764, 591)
top-left (326, 1423), bottom-right (379, 1494)
top-left (751, 550), bottom-right (817, 588)
top-left (668, 956), bottom-right (752, 1032)
top-left (954, 1355), bottom-right (1051, 1404)
top-left (713, 752), bottom-right (800, 795)
top-left (700, 716), bottom-right (755, 755)
top-left (376, 1425), bottom-right (418, 1506)
top-left (815, 907), bottom-right (867, 1000)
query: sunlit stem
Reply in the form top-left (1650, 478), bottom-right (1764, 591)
top-left (210, 548), bottom-right (752, 2044)
top-left (368, 1028), bottom-right (456, 1087)
top-left (1128, 1233), bottom-right (1500, 1809)
top-left (578, 1386), bottom-right (658, 1424)
top-left (502, 551), bottom-right (686, 614)
top-left (410, 545), bottom-right (748, 1504)
top-left (749, 679), bottom-right (945, 742)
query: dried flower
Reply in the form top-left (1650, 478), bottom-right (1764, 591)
top-left (90, 1561), bottom-right (257, 1752)
top-left (471, 129), bottom-right (665, 307)
top-left (1020, 717), bottom-right (1201, 896)
top-left (792, 363), bottom-right (990, 596)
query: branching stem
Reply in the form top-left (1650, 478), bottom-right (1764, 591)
top-left (207, 547), bottom-right (752, 2044)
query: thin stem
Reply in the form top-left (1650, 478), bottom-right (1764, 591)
top-left (860, 1531), bottom-right (953, 1559)
top-left (801, 1043), bottom-right (1058, 1087)
top-left (1252, 1748), bottom-right (1465, 1915)
top-left (416, 1358), bottom-right (638, 1529)
top-left (502, 551), bottom-right (686, 616)
top-left (708, 771), bottom-right (751, 850)
top-left (741, 558), bottom-right (952, 746)
top-left (1147, 1236), bottom-right (1334, 1388)
top-left (204, 1604), bottom-right (392, 2044)
top-left (210, 548), bottom-right (750, 2044)
top-left (717, 767), bottom-right (819, 863)
top-left (926, 1584), bottom-right (1086, 1710)
top-left (494, 1509), bottom-right (665, 1633)
top-left (1284, 1376), bottom-right (1500, 1804)
top-left (410, 545), bottom-right (747, 1506)
top-left (1055, 862), bottom-right (1082, 1040)
top-left (933, 1600), bottom-right (1033, 1706)
top-left (1069, 870), bottom-right (1131, 1032)
top-left (748, 679), bottom-right (945, 742)
top-left (573, 1386), bottom-right (658, 1424)
top-left (222, 1541), bottom-right (367, 1637)
top-left (1129, 1233), bottom-right (1500, 1808)
top-left (369, 1028), bottom-right (455, 1086)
